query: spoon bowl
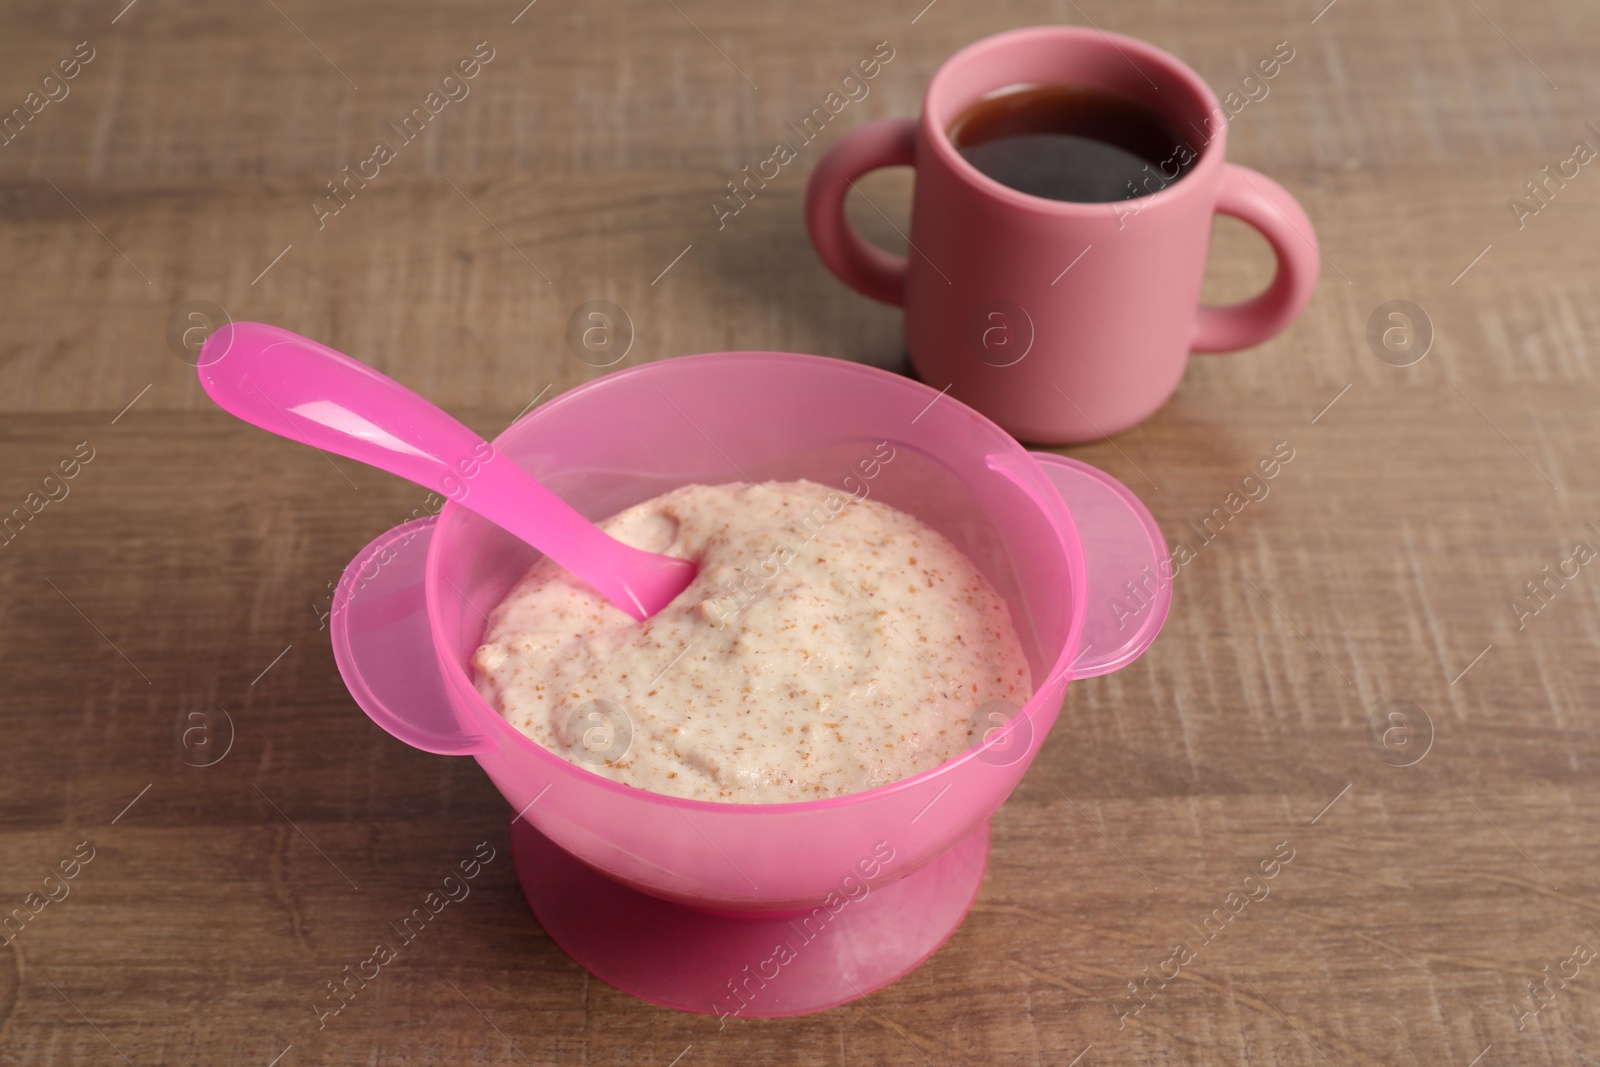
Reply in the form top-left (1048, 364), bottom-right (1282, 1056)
top-left (327, 350), bottom-right (1172, 1016)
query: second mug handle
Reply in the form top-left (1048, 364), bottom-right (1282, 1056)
top-left (804, 117), bottom-right (918, 306)
top-left (1192, 163), bottom-right (1321, 352)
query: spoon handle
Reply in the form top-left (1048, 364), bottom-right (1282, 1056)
top-left (196, 321), bottom-right (679, 619)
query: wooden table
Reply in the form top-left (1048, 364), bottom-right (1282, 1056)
top-left (3, 1), bottom-right (1596, 1064)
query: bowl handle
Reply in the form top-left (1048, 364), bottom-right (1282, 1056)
top-left (1028, 453), bottom-right (1172, 679)
top-left (329, 516), bottom-right (497, 755)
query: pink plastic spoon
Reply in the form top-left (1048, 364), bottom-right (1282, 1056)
top-left (195, 321), bottom-right (696, 621)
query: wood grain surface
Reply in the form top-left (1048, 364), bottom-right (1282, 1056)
top-left (2, 0), bottom-right (1597, 1064)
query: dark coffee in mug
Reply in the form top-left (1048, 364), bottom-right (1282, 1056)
top-left (948, 83), bottom-right (1195, 203)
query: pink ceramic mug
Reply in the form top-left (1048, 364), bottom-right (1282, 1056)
top-left (805, 26), bottom-right (1320, 444)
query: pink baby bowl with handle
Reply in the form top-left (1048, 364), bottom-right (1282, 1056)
top-left (326, 351), bottom-right (1171, 1018)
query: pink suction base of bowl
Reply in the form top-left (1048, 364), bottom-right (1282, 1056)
top-left (511, 814), bottom-right (990, 1018)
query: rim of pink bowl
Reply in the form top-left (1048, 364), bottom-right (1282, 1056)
top-left (923, 25), bottom-right (1229, 218)
top-left (419, 350), bottom-right (1089, 815)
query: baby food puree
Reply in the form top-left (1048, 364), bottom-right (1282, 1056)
top-left (472, 477), bottom-right (1031, 803)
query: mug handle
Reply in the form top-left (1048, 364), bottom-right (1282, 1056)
top-left (1192, 163), bottom-right (1320, 353)
top-left (804, 117), bottom-right (918, 306)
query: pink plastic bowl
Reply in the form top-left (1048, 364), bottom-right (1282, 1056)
top-left (330, 351), bottom-right (1169, 1017)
